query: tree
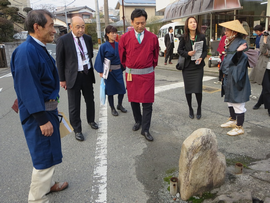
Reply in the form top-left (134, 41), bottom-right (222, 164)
top-left (0, 0), bottom-right (22, 22)
top-left (23, 7), bottom-right (32, 14)
top-left (0, 17), bottom-right (13, 42)
top-left (33, 4), bottom-right (56, 13)
top-left (85, 23), bottom-right (98, 44)
top-left (0, 0), bottom-right (23, 42)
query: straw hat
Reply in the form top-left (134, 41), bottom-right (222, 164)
top-left (219, 20), bottom-right (248, 35)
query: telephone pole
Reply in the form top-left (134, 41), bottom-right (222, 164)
top-left (122, 0), bottom-right (125, 33)
top-left (95, 0), bottom-right (102, 44)
top-left (104, 0), bottom-right (109, 27)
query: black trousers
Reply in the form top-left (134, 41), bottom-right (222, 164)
top-left (256, 69), bottom-right (270, 109)
top-left (165, 44), bottom-right (174, 63)
top-left (67, 72), bottom-right (95, 133)
top-left (131, 102), bottom-right (153, 133)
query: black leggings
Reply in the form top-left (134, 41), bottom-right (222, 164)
top-left (108, 94), bottom-right (124, 109)
top-left (185, 93), bottom-right (202, 114)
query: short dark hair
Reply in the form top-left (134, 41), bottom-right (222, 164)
top-left (253, 25), bottom-right (263, 32)
top-left (131, 9), bottom-right (147, 21)
top-left (104, 25), bottom-right (117, 41)
top-left (25, 9), bottom-right (53, 33)
top-left (168, 26), bottom-right (173, 32)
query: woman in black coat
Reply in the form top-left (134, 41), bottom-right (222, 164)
top-left (178, 16), bottom-right (207, 119)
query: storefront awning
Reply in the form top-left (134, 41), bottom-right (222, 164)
top-left (164, 0), bottom-right (242, 21)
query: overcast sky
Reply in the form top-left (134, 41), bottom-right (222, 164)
top-left (30, 0), bottom-right (119, 10)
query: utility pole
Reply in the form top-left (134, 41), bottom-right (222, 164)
top-left (122, 0), bottom-right (125, 33)
top-left (95, 0), bottom-right (102, 44)
top-left (104, 0), bottom-right (109, 27)
top-left (64, 0), bottom-right (76, 32)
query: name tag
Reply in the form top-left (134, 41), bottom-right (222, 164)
top-left (83, 60), bottom-right (88, 66)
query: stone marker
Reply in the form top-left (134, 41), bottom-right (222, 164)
top-left (178, 128), bottom-right (226, 200)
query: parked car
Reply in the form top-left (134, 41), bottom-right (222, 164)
top-left (13, 31), bottom-right (28, 40)
top-left (157, 22), bottom-right (185, 56)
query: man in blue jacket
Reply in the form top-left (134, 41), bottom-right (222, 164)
top-left (11, 10), bottom-right (68, 202)
top-left (254, 25), bottom-right (263, 49)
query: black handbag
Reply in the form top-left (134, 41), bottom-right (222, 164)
top-left (176, 55), bottom-right (185, 70)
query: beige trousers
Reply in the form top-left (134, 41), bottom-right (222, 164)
top-left (28, 166), bottom-right (55, 203)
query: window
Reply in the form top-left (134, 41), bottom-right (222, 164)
top-left (155, 9), bottom-right (164, 16)
top-left (82, 14), bottom-right (90, 19)
top-left (174, 26), bottom-right (184, 38)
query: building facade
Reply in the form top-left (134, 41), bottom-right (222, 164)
top-left (157, 0), bottom-right (270, 48)
top-left (9, 0), bottom-right (30, 15)
top-left (116, 0), bottom-right (163, 23)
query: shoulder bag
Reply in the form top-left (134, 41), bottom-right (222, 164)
top-left (176, 55), bottom-right (185, 70)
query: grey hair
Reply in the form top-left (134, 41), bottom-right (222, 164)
top-left (25, 9), bottom-right (53, 33)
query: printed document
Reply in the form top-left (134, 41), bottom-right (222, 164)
top-left (192, 41), bottom-right (204, 61)
top-left (103, 58), bottom-right (110, 79)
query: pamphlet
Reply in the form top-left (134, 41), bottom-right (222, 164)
top-left (191, 41), bottom-right (204, 61)
top-left (103, 58), bottom-right (111, 79)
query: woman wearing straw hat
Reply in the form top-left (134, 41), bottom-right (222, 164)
top-left (219, 20), bottom-right (251, 136)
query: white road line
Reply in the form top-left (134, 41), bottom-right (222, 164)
top-left (91, 102), bottom-right (108, 203)
top-left (155, 76), bottom-right (216, 94)
top-left (0, 73), bottom-right (12, 79)
top-left (90, 75), bottom-right (215, 202)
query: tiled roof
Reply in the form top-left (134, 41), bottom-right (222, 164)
top-left (118, 0), bottom-right (155, 5)
top-left (55, 6), bottom-right (95, 14)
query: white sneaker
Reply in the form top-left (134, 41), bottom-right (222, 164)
top-left (227, 126), bottom-right (244, 136)
top-left (220, 118), bottom-right (237, 128)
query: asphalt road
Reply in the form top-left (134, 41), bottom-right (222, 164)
top-left (0, 55), bottom-right (269, 203)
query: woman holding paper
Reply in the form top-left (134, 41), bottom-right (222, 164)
top-left (178, 16), bottom-right (207, 120)
top-left (94, 25), bottom-right (127, 116)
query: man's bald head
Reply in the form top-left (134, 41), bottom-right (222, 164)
top-left (70, 16), bottom-right (85, 37)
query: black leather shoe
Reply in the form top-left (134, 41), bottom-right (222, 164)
top-left (196, 114), bottom-right (201, 120)
top-left (132, 123), bottom-right (141, 131)
top-left (111, 108), bottom-right (118, 116)
top-left (253, 105), bottom-right (260, 110)
top-left (89, 122), bottom-right (98, 129)
top-left (75, 132), bottom-right (84, 141)
top-left (189, 109), bottom-right (194, 119)
top-left (117, 104), bottom-right (127, 113)
top-left (141, 131), bottom-right (154, 141)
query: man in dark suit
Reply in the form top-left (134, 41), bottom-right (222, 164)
top-left (56, 16), bottom-right (98, 142)
top-left (164, 26), bottom-right (174, 65)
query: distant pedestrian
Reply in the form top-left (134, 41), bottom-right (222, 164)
top-left (164, 26), bottom-right (174, 65)
top-left (56, 16), bottom-right (98, 142)
top-left (253, 25), bottom-right (264, 50)
top-left (250, 33), bottom-right (270, 116)
top-left (219, 20), bottom-right (251, 136)
top-left (177, 16), bottom-right (207, 120)
top-left (217, 33), bottom-right (226, 82)
top-left (119, 9), bottom-right (159, 141)
top-left (94, 25), bottom-right (127, 116)
top-left (10, 9), bottom-right (68, 202)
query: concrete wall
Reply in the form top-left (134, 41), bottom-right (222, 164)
top-left (3, 41), bottom-right (25, 67)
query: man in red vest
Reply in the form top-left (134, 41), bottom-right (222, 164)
top-left (119, 9), bottom-right (159, 141)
